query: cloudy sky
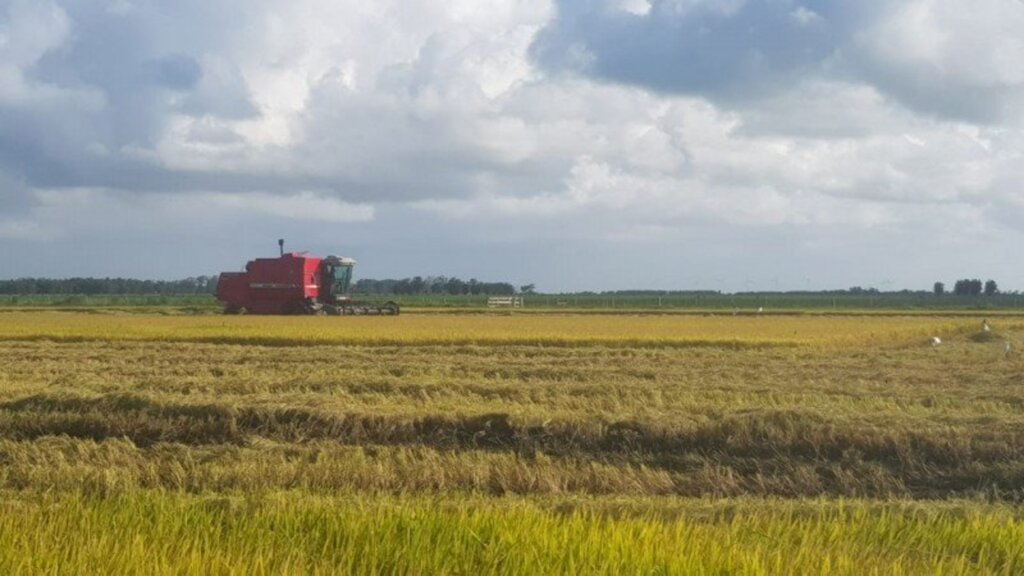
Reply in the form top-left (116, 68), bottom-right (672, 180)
top-left (1, 0), bottom-right (1022, 291)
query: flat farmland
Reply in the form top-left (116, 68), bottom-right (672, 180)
top-left (1, 311), bottom-right (1023, 574)
top-left (0, 310), bottom-right (978, 346)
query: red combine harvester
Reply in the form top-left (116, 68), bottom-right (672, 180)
top-left (216, 240), bottom-right (399, 315)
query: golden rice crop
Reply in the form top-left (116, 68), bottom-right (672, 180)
top-left (0, 314), bottom-right (1020, 500)
top-left (0, 311), bottom-right (976, 347)
top-left (0, 492), bottom-right (1021, 575)
top-left (0, 310), bottom-right (1021, 573)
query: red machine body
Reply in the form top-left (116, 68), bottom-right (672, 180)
top-left (217, 253), bottom-right (324, 314)
top-left (216, 243), bottom-right (398, 315)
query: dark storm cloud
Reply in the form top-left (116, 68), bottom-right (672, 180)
top-left (0, 104), bottom-right (265, 195)
top-left (0, 172), bottom-right (31, 211)
top-left (154, 55), bottom-right (202, 90)
top-left (530, 0), bottom-right (1024, 124)
top-left (26, 2), bottom-right (258, 143)
top-left (0, 0), bottom-right (260, 203)
top-left (531, 0), bottom-right (866, 99)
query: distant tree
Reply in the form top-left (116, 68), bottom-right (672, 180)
top-left (428, 276), bottom-right (447, 294)
top-left (351, 276), bottom-right (517, 296)
top-left (445, 277), bottom-right (467, 295)
top-left (953, 279), bottom-right (983, 296)
top-left (933, 282), bottom-right (945, 296)
top-left (984, 279), bottom-right (999, 296)
top-left (485, 282), bottom-right (516, 295)
top-left (0, 276), bottom-right (218, 295)
top-left (519, 283), bottom-right (536, 295)
top-left (409, 276), bottom-right (426, 294)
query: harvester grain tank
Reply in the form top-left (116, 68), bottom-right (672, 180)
top-left (216, 240), bottom-right (398, 315)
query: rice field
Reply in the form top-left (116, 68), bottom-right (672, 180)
top-left (0, 310), bottom-right (1022, 573)
top-left (3, 494), bottom-right (1023, 575)
top-left (0, 310), bottom-right (978, 347)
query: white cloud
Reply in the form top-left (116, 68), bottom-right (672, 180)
top-left (855, 0), bottom-right (1024, 122)
top-left (1, 0), bottom-right (1023, 289)
top-left (5, 188), bottom-right (373, 244)
top-left (204, 191), bottom-right (374, 223)
top-left (0, 219), bottom-right (50, 241)
top-left (0, 0), bottom-right (102, 108)
top-left (789, 7), bottom-right (822, 27)
top-left (0, 0), bottom-right (69, 71)
top-left (612, 0), bottom-right (652, 16)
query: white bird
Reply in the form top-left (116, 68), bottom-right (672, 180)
top-left (1005, 341), bottom-right (1012, 357)
top-left (757, 307), bottom-right (764, 314)
top-left (982, 319), bottom-right (991, 332)
top-left (931, 336), bottom-right (942, 347)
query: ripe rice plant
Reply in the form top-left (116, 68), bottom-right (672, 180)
top-left (0, 311), bottom-right (978, 348)
top-left (0, 310), bottom-right (1021, 573)
top-left (0, 492), bottom-right (1022, 575)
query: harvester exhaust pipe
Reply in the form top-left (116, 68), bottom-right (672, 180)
top-left (278, 239), bottom-right (284, 257)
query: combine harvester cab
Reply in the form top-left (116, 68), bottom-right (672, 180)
top-left (216, 241), bottom-right (399, 316)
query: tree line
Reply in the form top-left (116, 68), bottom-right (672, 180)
top-left (0, 277), bottom-right (218, 295)
top-left (933, 279), bottom-right (999, 297)
top-left (0, 276), bottom-right (1012, 297)
top-left (0, 275), bottom-right (521, 296)
top-left (353, 276), bottom-right (517, 295)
